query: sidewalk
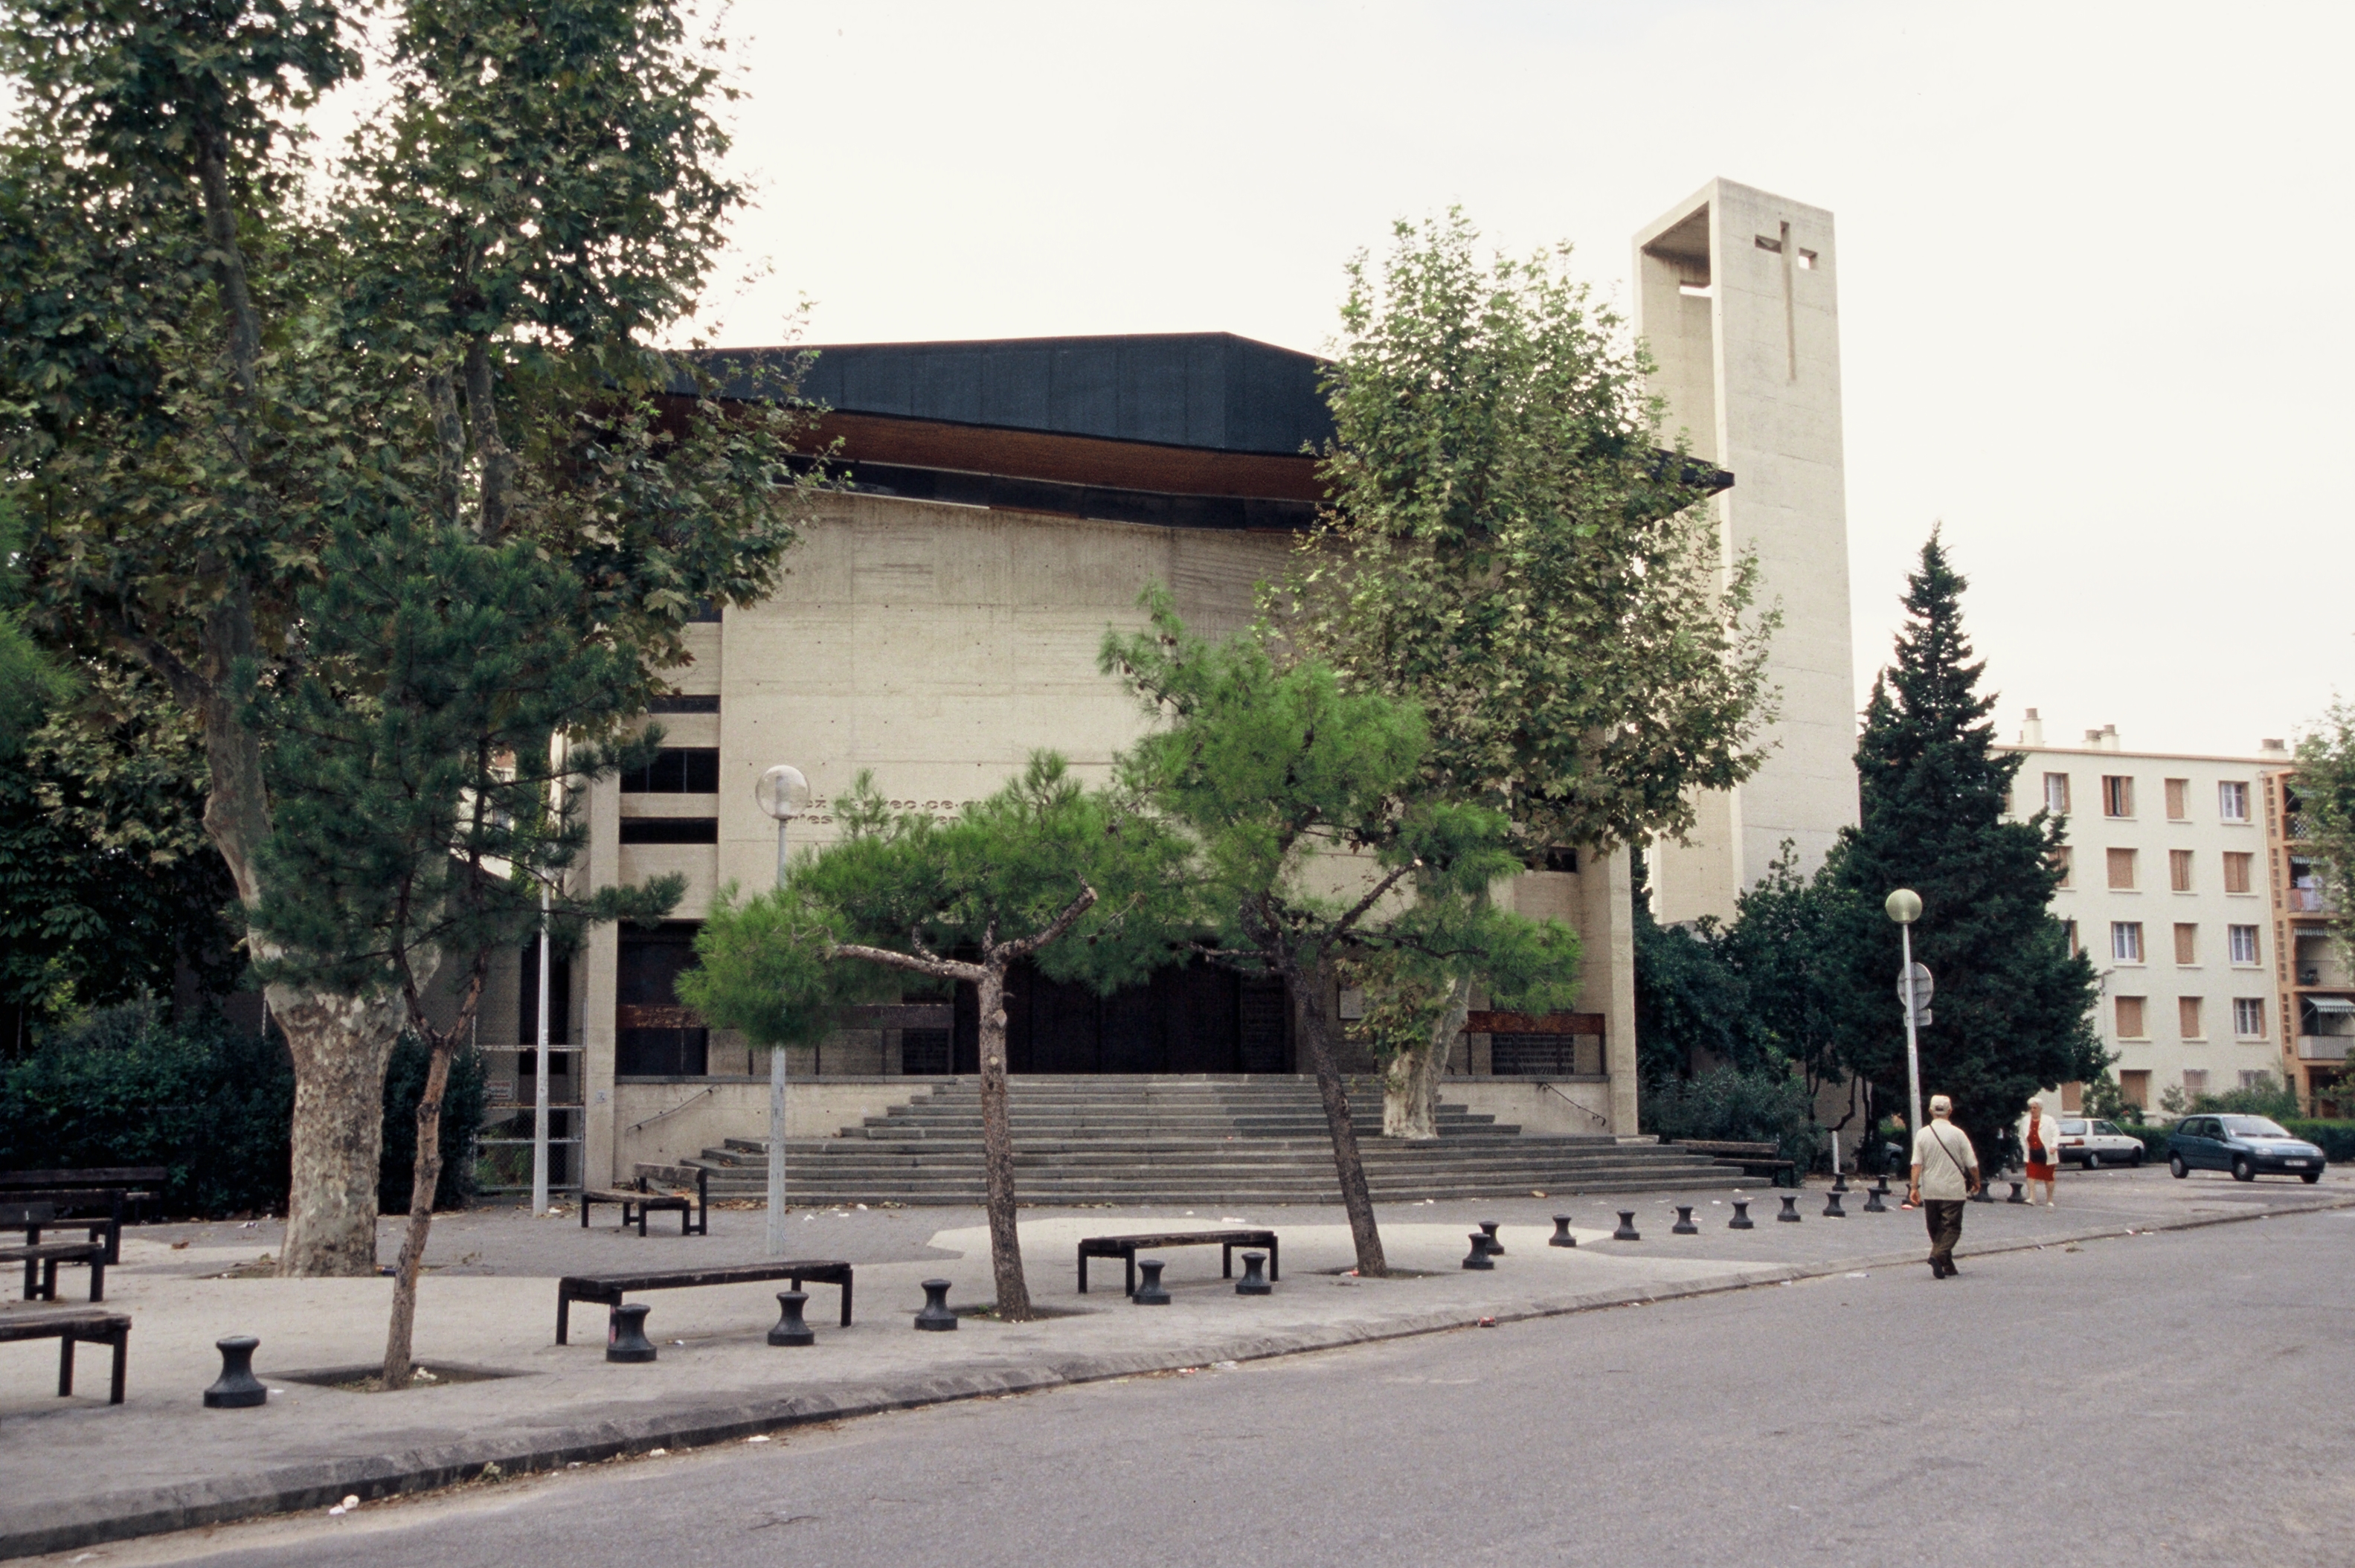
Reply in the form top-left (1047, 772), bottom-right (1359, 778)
top-left (4, 1168), bottom-right (2348, 1559)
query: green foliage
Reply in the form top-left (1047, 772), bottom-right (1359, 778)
top-left (377, 1034), bottom-right (485, 1212)
top-left (1643, 1065), bottom-right (1824, 1171)
top-left (1288, 208), bottom-right (1776, 853)
top-left (1819, 531), bottom-right (2104, 1164)
top-left (2293, 699), bottom-right (2355, 967)
top-left (2284, 1121), bottom-right (2355, 1163)
top-left (0, 1003), bottom-right (292, 1216)
top-left (2159, 1070), bottom-right (2302, 1121)
top-left (1630, 866), bottom-right (1748, 1087)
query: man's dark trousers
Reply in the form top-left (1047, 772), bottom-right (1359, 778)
top-left (1923, 1198), bottom-right (1964, 1274)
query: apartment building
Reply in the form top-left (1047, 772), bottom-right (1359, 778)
top-left (2002, 713), bottom-right (2289, 1114)
top-left (2261, 770), bottom-right (2351, 1116)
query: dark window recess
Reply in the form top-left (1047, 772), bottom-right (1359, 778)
top-left (620, 817), bottom-right (718, 844)
top-left (516, 944), bottom-right (574, 1058)
top-left (646, 694), bottom-right (721, 715)
top-left (621, 748), bottom-right (720, 793)
top-left (686, 598), bottom-right (722, 623)
top-left (949, 957), bottom-right (1290, 1074)
top-left (617, 921), bottom-right (707, 1076)
top-left (1490, 1032), bottom-right (1600, 1077)
top-left (900, 1029), bottom-right (952, 1076)
top-left (1524, 846), bottom-right (1579, 874)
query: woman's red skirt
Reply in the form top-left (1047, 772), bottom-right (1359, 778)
top-left (2026, 1158), bottom-right (2057, 1180)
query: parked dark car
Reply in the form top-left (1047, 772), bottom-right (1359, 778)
top-left (2167, 1115), bottom-right (2327, 1183)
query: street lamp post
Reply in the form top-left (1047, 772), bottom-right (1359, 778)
top-left (1886, 888), bottom-right (1925, 1143)
top-left (754, 764), bottom-right (812, 1258)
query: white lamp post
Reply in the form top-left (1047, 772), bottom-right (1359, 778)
top-left (754, 763), bottom-right (812, 1257)
top-left (1886, 887), bottom-right (1925, 1146)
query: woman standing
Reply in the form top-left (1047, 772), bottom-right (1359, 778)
top-left (2022, 1099), bottom-right (2060, 1206)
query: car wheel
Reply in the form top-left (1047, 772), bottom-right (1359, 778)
top-left (2301, 1171), bottom-right (2322, 1184)
top-left (2232, 1156), bottom-right (2255, 1182)
top-left (2084, 1152), bottom-right (2101, 1170)
top-left (2169, 1154), bottom-right (2188, 1179)
top-left (2130, 1148), bottom-right (2144, 1167)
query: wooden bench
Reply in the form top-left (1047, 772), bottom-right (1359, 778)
top-left (0, 1168), bottom-right (166, 1263)
top-left (579, 1169), bottom-right (709, 1237)
top-left (555, 1260), bottom-right (853, 1345)
top-left (0, 1306), bottom-right (130, 1404)
top-left (2, 1202), bottom-right (107, 1302)
top-left (1076, 1230), bottom-right (1280, 1297)
top-left (1675, 1140), bottom-right (1799, 1186)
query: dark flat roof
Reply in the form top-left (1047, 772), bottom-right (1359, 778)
top-left (698, 332), bottom-right (1330, 457)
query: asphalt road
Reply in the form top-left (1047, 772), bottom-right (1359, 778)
top-left (64, 1206), bottom-right (2355, 1568)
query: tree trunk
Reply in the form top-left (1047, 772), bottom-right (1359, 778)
top-left (380, 1033), bottom-right (456, 1389)
top-left (974, 963), bottom-right (1032, 1320)
top-left (1383, 975), bottom-right (1471, 1140)
top-left (273, 981), bottom-right (407, 1276)
top-left (1294, 956), bottom-right (1387, 1276)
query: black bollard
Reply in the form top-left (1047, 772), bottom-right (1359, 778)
top-left (2008, 1181), bottom-right (2027, 1204)
top-left (1822, 1191), bottom-right (1848, 1218)
top-left (1134, 1259), bottom-right (1173, 1305)
top-left (1862, 1183), bottom-right (1886, 1213)
top-left (1671, 1205), bottom-right (1698, 1235)
top-left (1478, 1221), bottom-right (1506, 1257)
top-left (1236, 1251), bottom-right (1273, 1296)
top-left (1970, 1181), bottom-right (1995, 1204)
top-left (605, 1303), bottom-right (657, 1363)
top-left (768, 1291), bottom-right (815, 1347)
top-left (203, 1335), bottom-right (267, 1408)
top-left (1777, 1195), bottom-right (1802, 1223)
top-left (1462, 1232), bottom-right (1496, 1270)
top-left (1612, 1211), bottom-right (1641, 1241)
top-left (1549, 1215), bottom-right (1578, 1248)
top-left (914, 1279), bottom-right (957, 1331)
top-left (1832, 1171), bottom-right (1850, 1194)
top-left (1729, 1199), bottom-right (1754, 1230)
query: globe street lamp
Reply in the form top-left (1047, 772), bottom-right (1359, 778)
top-left (1886, 888), bottom-right (1926, 1148)
top-left (755, 764), bottom-right (812, 1257)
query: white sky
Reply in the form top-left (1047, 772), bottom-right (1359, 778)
top-left (677, 0), bottom-right (2355, 759)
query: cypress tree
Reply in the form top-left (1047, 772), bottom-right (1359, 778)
top-left (1822, 531), bottom-right (2103, 1166)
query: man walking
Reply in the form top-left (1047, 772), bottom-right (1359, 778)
top-left (1908, 1093), bottom-right (1980, 1278)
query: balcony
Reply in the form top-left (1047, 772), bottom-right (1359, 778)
top-left (2284, 887), bottom-right (2338, 913)
top-left (2296, 1036), bottom-right (2351, 1062)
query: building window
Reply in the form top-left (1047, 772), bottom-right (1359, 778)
top-left (2164, 778), bottom-right (2189, 820)
top-left (2063, 919), bottom-right (2081, 956)
top-left (2106, 848), bottom-right (2137, 890)
top-left (2110, 922), bottom-right (2144, 963)
top-left (2118, 1069), bottom-right (2150, 1109)
top-left (2044, 773), bottom-right (2071, 814)
top-left (2232, 997), bottom-right (2265, 1038)
top-left (2239, 1070), bottom-right (2270, 1089)
top-left (2115, 996), bottom-right (2147, 1038)
top-left (621, 747), bottom-right (721, 794)
top-left (646, 694), bottom-right (722, 715)
top-left (2228, 925), bottom-right (2259, 965)
top-left (2181, 1068), bottom-right (2208, 1096)
top-left (2174, 923), bottom-right (2197, 964)
top-left (2221, 851), bottom-right (2253, 894)
top-left (2169, 849), bottom-right (2194, 892)
top-left (2051, 846), bottom-right (2074, 887)
top-left (2218, 780), bottom-right (2250, 823)
top-left (2102, 776), bottom-right (2134, 817)
top-left (616, 922), bottom-right (709, 1076)
top-left (2178, 997), bottom-right (2203, 1039)
top-left (619, 817), bottom-right (719, 844)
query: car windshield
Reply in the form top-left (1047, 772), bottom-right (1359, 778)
top-left (2092, 1120), bottom-right (2121, 1134)
top-left (2220, 1117), bottom-right (2291, 1138)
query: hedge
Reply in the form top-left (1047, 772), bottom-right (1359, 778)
top-left (2094, 1119), bottom-right (2355, 1164)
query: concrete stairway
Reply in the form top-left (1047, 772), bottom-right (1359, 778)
top-left (635, 1076), bottom-right (1741, 1205)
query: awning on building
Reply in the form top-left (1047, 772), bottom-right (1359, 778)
top-left (2306, 996), bottom-right (2355, 1014)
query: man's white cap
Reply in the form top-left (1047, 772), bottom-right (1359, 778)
top-left (1928, 1093), bottom-right (1953, 1115)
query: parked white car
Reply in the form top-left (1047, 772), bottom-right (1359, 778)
top-left (2057, 1117), bottom-right (2146, 1169)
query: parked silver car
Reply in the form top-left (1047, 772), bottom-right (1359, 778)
top-left (2057, 1117), bottom-right (2146, 1169)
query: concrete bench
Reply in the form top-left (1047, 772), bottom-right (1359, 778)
top-left (1675, 1140), bottom-right (1799, 1186)
top-left (555, 1260), bottom-right (853, 1345)
top-left (1076, 1230), bottom-right (1280, 1297)
top-left (2, 1201), bottom-right (106, 1301)
top-left (579, 1169), bottom-right (709, 1237)
top-left (0, 1306), bottom-right (129, 1404)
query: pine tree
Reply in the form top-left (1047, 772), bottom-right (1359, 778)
top-left (1822, 531), bottom-right (2103, 1166)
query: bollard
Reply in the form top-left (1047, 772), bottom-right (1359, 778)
top-left (1671, 1205), bottom-right (1698, 1236)
top-left (914, 1279), bottom-right (957, 1331)
top-left (1822, 1191), bottom-right (1848, 1218)
top-left (1832, 1171), bottom-right (1850, 1194)
top-left (1549, 1215), bottom-right (1578, 1248)
top-left (767, 1291), bottom-right (815, 1347)
top-left (605, 1303), bottom-right (657, 1363)
top-left (1777, 1195), bottom-right (1802, 1223)
top-left (203, 1335), bottom-right (267, 1408)
top-left (1462, 1233), bottom-right (1496, 1270)
top-left (1478, 1221), bottom-right (1506, 1257)
top-left (1611, 1211), bottom-right (1640, 1241)
top-left (1729, 1198), bottom-right (1754, 1230)
top-left (2008, 1181), bottom-right (2027, 1204)
top-left (1236, 1251), bottom-right (1273, 1296)
top-left (1862, 1183), bottom-right (1887, 1213)
top-left (1970, 1181), bottom-right (1994, 1204)
top-left (1134, 1259), bottom-right (1173, 1305)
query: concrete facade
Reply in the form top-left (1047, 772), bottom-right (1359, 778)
top-left (2260, 767), bottom-right (2351, 1116)
top-left (1633, 179), bottom-right (1858, 924)
top-left (2002, 716), bottom-right (2287, 1115)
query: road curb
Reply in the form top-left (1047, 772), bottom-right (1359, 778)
top-left (6, 1189), bottom-right (2348, 1560)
